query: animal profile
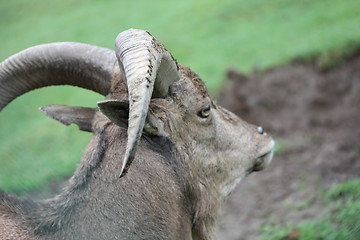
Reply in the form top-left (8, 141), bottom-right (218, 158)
top-left (0, 29), bottom-right (274, 239)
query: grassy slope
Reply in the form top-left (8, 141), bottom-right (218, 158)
top-left (260, 179), bottom-right (360, 240)
top-left (0, 0), bottom-right (359, 194)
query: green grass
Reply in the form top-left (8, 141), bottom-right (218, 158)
top-left (1, 0), bottom-right (360, 91)
top-left (0, 87), bottom-right (101, 195)
top-left (1, 0), bottom-right (360, 195)
top-left (259, 179), bottom-right (360, 240)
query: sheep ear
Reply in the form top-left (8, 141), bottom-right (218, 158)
top-left (39, 105), bottom-right (96, 132)
top-left (97, 99), bottom-right (167, 137)
top-left (97, 100), bottom-right (129, 129)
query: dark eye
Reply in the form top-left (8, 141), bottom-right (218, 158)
top-left (198, 104), bottom-right (211, 118)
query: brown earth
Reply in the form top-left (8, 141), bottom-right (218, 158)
top-left (217, 52), bottom-right (360, 240)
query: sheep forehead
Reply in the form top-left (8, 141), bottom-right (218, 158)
top-left (181, 66), bottom-right (209, 97)
top-left (169, 66), bottom-right (211, 109)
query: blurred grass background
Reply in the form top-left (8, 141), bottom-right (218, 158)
top-left (0, 0), bottom-right (359, 199)
top-left (1, 0), bottom-right (360, 238)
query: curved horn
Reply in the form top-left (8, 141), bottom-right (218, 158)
top-left (114, 29), bottom-right (181, 177)
top-left (0, 42), bottom-right (118, 110)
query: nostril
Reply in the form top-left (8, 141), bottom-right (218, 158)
top-left (257, 126), bottom-right (266, 135)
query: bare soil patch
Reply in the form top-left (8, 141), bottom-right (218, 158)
top-left (217, 52), bottom-right (360, 239)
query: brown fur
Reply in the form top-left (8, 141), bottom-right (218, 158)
top-left (0, 214), bottom-right (31, 240)
top-left (0, 192), bottom-right (32, 239)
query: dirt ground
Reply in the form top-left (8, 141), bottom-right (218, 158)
top-left (217, 52), bottom-right (360, 240)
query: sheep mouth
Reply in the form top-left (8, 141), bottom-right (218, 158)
top-left (252, 150), bottom-right (273, 171)
top-left (251, 141), bottom-right (275, 172)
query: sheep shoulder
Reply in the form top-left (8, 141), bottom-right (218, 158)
top-left (0, 191), bottom-right (33, 240)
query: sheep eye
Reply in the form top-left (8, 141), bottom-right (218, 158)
top-left (199, 104), bottom-right (211, 118)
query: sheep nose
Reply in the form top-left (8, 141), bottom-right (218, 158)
top-left (257, 126), bottom-right (266, 135)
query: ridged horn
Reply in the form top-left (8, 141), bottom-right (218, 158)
top-left (0, 42), bottom-right (118, 110)
top-left (114, 29), bottom-right (181, 177)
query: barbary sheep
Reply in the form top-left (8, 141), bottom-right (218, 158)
top-left (0, 29), bottom-right (274, 240)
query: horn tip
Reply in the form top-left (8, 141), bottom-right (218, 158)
top-left (119, 156), bottom-right (131, 178)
